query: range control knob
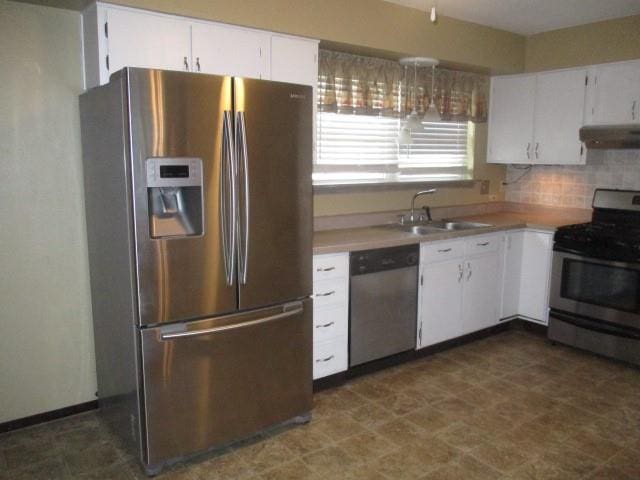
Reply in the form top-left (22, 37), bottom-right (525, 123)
top-left (406, 253), bottom-right (418, 265)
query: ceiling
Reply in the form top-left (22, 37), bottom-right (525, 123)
top-left (383, 0), bottom-right (640, 35)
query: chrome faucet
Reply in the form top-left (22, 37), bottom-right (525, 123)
top-left (408, 189), bottom-right (437, 222)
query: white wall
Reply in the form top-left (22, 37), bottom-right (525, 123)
top-left (0, 0), bottom-right (96, 423)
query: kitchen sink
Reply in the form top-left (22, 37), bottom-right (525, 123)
top-left (386, 220), bottom-right (492, 235)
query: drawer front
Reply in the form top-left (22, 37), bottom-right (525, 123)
top-left (313, 336), bottom-right (348, 379)
top-left (421, 240), bottom-right (465, 263)
top-left (465, 235), bottom-right (500, 256)
top-left (313, 277), bottom-right (347, 309)
top-left (313, 304), bottom-right (348, 343)
top-left (313, 253), bottom-right (348, 282)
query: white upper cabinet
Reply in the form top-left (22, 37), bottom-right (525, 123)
top-left (488, 69), bottom-right (587, 165)
top-left (191, 22), bottom-right (270, 79)
top-left (83, 3), bottom-right (319, 89)
top-left (487, 75), bottom-right (536, 165)
top-left (533, 69), bottom-right (587, 165)
top-left (588, 61), bottom-right (640, 125)
top-left (104, 7), bottom-right (192, 76)
top-left (270, 36), bottom-right (318, 86)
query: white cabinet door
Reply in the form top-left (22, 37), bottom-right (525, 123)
top-left (518, 231), bottom-right (553, 324)
top-left (487, 75), bottom-right (536, 164)
top-left (533, 69), bottom-right (587, 165)
top-left (106, 7), bottom-right (192, 75)
top-left (270, 36), bottom-right (318, 86)
top-left (418, 260), bottom-right (463, 348)
top-left (191, 22), bottom-right (270, 79)
top-left (501, 231), bottom-right (523, 319)
top-left (462, 253), bottom-right (500, 334)
top-left (591, 61), bottom-right (640, 125)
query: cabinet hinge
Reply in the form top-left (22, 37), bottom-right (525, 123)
top-left (585, 76), bottom-right (588, 86)
top-left (105, 54), bottom-right (109, 70)
top-left (420, 274), bottom-right (424, 286)
top-left (104, 21), bottom-right (108, 38)
top-left (314, 53), bottom-right (317, 64)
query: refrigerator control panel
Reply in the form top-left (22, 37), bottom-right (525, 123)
top-left (146, 157), bottom-right (202, 188)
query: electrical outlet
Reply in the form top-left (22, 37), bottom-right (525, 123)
top-left (479, 180), bottom-right (490, 195)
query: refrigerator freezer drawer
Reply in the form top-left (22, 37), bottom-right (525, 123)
top-left (140, 298), bottom-right (312, 469)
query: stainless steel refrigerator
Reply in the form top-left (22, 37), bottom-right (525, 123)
top-left (79, 68), bottom-right (313, 474)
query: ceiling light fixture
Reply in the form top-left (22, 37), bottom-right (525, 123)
top-left (399, 57), bottom-right (439, 134)
top-left (423, 61), bottom-right (441, 122)
top-left (430, 5), bottom-right (437, 23)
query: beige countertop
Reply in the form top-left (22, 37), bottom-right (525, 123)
top-left (313, 210), bottom-right (588, 255)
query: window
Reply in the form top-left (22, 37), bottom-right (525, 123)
top-left (313, 112), bottom-right (472, 186)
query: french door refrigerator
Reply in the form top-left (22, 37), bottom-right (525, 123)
top-left (79, 68), bottom-right (313, 474)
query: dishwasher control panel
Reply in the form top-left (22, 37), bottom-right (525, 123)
top-left (350, 244), bottom-right (419, 276)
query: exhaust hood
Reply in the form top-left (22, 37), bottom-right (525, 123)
top-left (580, 124), bottom-right (640, 149)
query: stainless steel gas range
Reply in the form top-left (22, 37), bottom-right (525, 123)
top-left (548, 189), bottom-right (640, 365)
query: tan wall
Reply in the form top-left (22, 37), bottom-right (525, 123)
top-left (525, 14), bottom-right (640, 72)
top-left (0, 0), bottom-right (96, 423)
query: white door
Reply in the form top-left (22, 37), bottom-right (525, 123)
top-left (462, 253), bottom-right (500, 333)
top-left (270, 36), bottom-right (318, 86)
top-left (518, 231), bottom-right (553, 324)
top-left (591, 61), bottom-right (640, 125)
top-left (533, 69), bottom-right (587, 165)
top-left (487, 75), bottom-right (536, 164)
top-left (418, 260), bottom-right (463, 348)
top-left (191, 23), bottom-right (270, 79)
top-left (106, 8), bottom-right (192, 75)
top-left (501, 232), bottom-right (523, 319)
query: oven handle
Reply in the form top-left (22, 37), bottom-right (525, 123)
top-left (550, 310), bottom-right (640, 340)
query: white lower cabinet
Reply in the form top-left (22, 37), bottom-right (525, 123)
top-left (501, 230), bottom-right (554, 324)
top-left (418, 234), bottom-right (502, 349)
top-left (312, 252), bottom-right (349, 379)
top-left (462, 250), bottom-right (501, 334)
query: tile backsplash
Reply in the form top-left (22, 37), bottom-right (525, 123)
top-left (505, 150), bottom-right (640, 208)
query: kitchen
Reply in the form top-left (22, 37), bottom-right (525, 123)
top-left (1, 0), bottom-right (640, 479)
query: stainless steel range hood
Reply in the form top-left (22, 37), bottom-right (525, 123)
top-left (580, 124), bottom-right (640, 149)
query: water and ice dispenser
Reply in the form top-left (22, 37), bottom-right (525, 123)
top-left (146, 158), bottom-right (203, 238)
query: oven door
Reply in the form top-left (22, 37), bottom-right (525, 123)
top-left (550, 249), bottom-right (640, 330)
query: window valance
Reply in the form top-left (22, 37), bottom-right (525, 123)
top-left (318, 50), bottom-right (489, 123)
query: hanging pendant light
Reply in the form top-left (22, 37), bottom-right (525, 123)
top-left (399, 57), bottom-right (439, 133)
top-left (398, 64), bottom-right (413, 145)
top-left (423, 62), bottom-right (441, 122)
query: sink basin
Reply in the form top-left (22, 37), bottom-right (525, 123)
top-left (430, 221), bottom-right (493, 231)
top-left (385, 220), bottom-right (492, 235)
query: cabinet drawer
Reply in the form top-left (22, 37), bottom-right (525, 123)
top-left (313, 278), bottom-right (347, 309)
top-left (421, 241), bottom-right (465, 263)
top-left (465, 235), bottom-right (500, 256)
top-left (313, 337), bottom-right (348, 379)
top-left (313, 253), bottom-right (348, 281)
top-left (313, 304), bottom-right (348, 343)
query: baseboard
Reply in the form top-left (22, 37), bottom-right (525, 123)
top-left (0, 400), bottom-right (98, 434)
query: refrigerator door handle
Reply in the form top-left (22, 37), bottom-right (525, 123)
top-left (235, 111), bottom-right (250, 285)
top-left (160, 302), bottom-right (303, 340)
top-left (221, 110), bottom-right (237, 286)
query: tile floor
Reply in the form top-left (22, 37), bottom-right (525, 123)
top-left (1, 329), bottom-right (639, 479)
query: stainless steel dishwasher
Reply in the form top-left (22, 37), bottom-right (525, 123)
top-left (349, 244), bottom-right (419, 367)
